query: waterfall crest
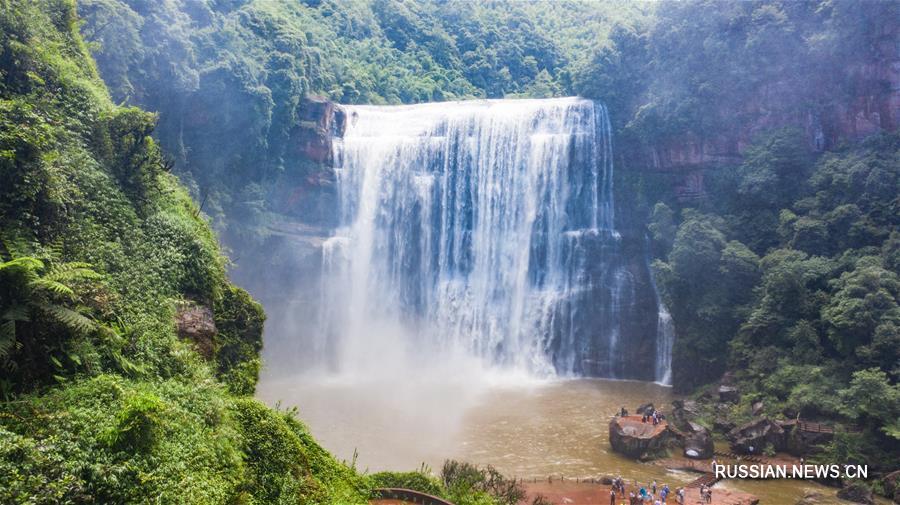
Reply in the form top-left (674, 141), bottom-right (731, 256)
top-left (314, 97), bottom-right (669, 379)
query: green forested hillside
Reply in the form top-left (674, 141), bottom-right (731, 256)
top-left (577, 0), bottom-right (900, 476)
top-left (76, 0), bottom-right (647, 238)
top-left (649, 131), bottom-right (900, 468)
top-left (0, 1), bottom-right (368, 502)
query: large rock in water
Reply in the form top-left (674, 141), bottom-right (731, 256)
top-left (837, 482), bottom-right (874, 505)
top-left (609, 416), bottom-right (669, 460)
top-left (671, 399), bottom-right (700, 431)
top-left (636, 403), bottom-right (655, 415)
top-left (683, 422), bottom-right (715, 459)
top-left (728, 418), bottom-right (786, 454)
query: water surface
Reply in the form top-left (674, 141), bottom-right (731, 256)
top-left (258, 376), bottom-right (847, 504)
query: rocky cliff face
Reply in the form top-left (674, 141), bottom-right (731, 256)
top-left (227, 96), bottom-right (347, 376)
top-left (646, 18), bottom-right (899, 200)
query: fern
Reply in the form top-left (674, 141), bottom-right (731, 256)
top-left (41, 304), bottom-right (95, 333)
top-left (2, 304), bottom-right (29, 322)
top-left (0, 256), bottom-right (43, 272)
top-left (1, 244), bottom-right (102, 383)
top-left (45, 261), bottom-right (102, 283)
top-left (0, 234), bottom-right (34, 260)
top-left (31, 278), bottom-right (76, 297)
top-left (98, 322), bottom-right (146, 377)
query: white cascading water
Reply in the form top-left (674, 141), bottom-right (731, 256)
top-left (314, 97), bottom-right (669, 380)
top-left (647, 246), bottom-right (674, 385)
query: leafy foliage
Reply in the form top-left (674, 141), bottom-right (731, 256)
top-left (653, 132), bottom-right (900, 471)
top-left (76, 0), bottom-right (647, 243)
top-left (0, 1), bottom-right (369, 502)
top-left (0, 242), bottom-right (102, 394)
top-left (371, 469), bottom-right (445, 497)
top-left (441, 460), bottom-right (526, 505)
top-left (214, 285), bottom-right (265, 395)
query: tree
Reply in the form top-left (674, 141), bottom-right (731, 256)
top-left (839, 368), bottom-right (900, 440)
top-left (648, 202), bottom-right (676, 256)
top-left (822, 257), bottom-right (900, 360)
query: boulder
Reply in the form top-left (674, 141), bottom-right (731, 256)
top-left (671, 400), bottom-right (700, 431)
top-left (727, 418), bottom-right (785, 454)
top-left (636, 403), bottom-right (656, 415)
top-left (795, 491), bottom-right (824, 505)
top-left (836, 482), bottom-right (874, 505)
top-left (175, 302), bottom-right (216, 359)
top-left (609, 416), bottom-right (669, 460)
top-left (718, 385), bottom-right (740, 403)
top-left (752, 401), bottom-right (765, 416)
top-left (683, 422), bottom-right (715, 459)
top-left (713, 404), bottom-right (736, 433)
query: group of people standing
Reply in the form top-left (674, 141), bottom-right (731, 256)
top-left (698, 484), bottom-right (713, 504)
top-left (641, 409), bottom-right (665, 426)
top-left (608, 478), bottom-right (688, 505)
top-left (618, 405), bottom-right (666, 426)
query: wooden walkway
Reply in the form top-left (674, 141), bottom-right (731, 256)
top-left (686, 472), bottom-right (719, 489)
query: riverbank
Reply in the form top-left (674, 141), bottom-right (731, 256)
top-left (519, 480), bottom-right (758, 505)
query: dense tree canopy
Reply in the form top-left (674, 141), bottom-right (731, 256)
top-left (76, 0), bottom-right (647, 240)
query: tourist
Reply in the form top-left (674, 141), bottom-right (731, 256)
top-left (611, 488), bottom-right (617, 505)
top-left (652, 481), bottom-right (657, 495)
top-left (630, 491), bottom-right (637, 505)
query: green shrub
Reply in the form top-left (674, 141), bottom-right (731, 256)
top-left (371, 470), bottom-right (445, 497)
top-left (214, 285), bottom-right (265, 395)
top-left (103, 391), bottom-right (166, 453)
top-left (230, 398), bottom-right (370, 504)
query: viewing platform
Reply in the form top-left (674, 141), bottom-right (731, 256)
top-left (609, 415), bottom-right (671, 460)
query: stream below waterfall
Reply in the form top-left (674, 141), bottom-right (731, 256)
top-left (258, 376), bottom-right (850, 505)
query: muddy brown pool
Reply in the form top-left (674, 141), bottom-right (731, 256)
top-left (258, 376), bottom-right (854, 504)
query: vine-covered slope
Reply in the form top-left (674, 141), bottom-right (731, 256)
top-left (0, 1), bottom-right (368, 502)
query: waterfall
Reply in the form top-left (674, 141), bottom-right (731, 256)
top-left (314, 97), bottom-right (666, 379)
top-left (647, 240), bottom-right (674, 386)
